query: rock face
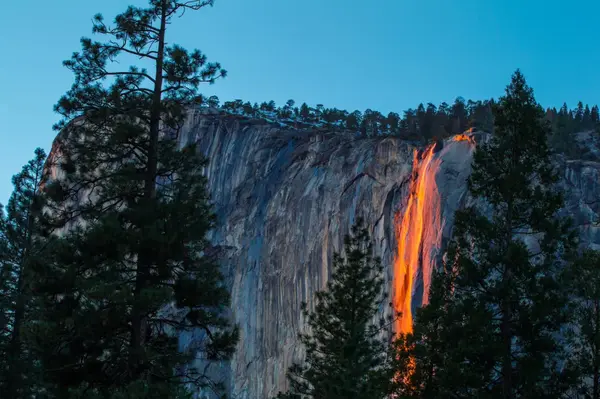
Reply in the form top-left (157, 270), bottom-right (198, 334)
top-left (49, 108), bottom-right (600, 399)
top-left (169, 109), bottom-right (600, 398)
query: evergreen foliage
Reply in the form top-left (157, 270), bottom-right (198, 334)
top-left (28, 1), bottom-right (238, 397)
top-left (0, 148), bottom-right (49, 398)
top-left (546, 102), bottom-right (600, 159)
top-left (218, 97), bottom-right (497, 141)
top-left (206, 93), bottom-right (600, 159)
top-left (564, 250), bottom-right (600, 399)
top-left (403, 70), bottom-right (578, 398)
top-left (275, 220), bottom-right (395, 399)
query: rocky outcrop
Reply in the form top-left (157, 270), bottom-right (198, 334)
top-left (180, 109), bottom-right (415, 398)
top-left (171, 108), bottom-right (599, 398)
top-left (50, 108), bottom-right (600, 399)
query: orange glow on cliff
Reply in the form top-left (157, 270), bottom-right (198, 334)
top-left (450, 133), bottom-right (475, 144)
top-left (393, 143), bottom-right (443, 335)
top-left (391, 135), bottom-right (475, 391)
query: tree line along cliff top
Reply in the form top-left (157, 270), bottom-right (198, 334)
top-left (198, 95), bottom-right (600, 161)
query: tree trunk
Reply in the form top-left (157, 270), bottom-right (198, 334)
top-left (594, 299), bottom-right (599, 399)
top-left (130, 0), bottom-right (166, 377)
top-left (502, 204), bottom-right (514, 399)
top-left (501, 273), bottom-right (512, 399)
top-left (6, 271), bottom-right (26, 397)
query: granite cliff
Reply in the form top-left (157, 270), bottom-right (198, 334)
top-left (48, 107), bottom-right (600, 399)
top-left (172, 108), bottom-right (600, 398)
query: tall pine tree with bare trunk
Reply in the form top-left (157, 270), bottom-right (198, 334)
top-left (31, 1), bottom-right (238, 397)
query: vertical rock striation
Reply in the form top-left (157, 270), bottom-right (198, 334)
top-left (47, 108), bottom-right (600, 398)
top-left (176, 109), bottom-right (483, 398)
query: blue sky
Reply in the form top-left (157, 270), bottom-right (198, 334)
top-left (1, 0), bottom-right (599, 204)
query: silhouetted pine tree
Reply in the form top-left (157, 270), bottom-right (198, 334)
top-left (386, 112), bottom-right (401, 135)
top-left (564, 250), bottom-right (600, 399)
top-left (576, 101), bottom-right (585, 126)
top-left (592, 106), bottom-right (600, 125)
top-left (346, 110), bottom-right (361, 131)
top-left (275, 220), bottom-right (395, 399)
top-left (584, 105), bottom-right (592, 129)
top-left (31, 1), bottom-right (238, 397)
top-left (0, 148), bottom-right (49, 398)
top-left (451, 97), bottom-right (468, 135)
top-left (407, 70), bottom-right (577, 398)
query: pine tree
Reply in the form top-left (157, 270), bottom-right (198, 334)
top-left (584, 104), bottom-right (592, 129)
top-left (408, 70), bottom-right (577, 398)
top-left (362, 109), bottom-right (380, 137)
top-left (345, 110), bottom-right (361, 131)
top-left (300, 103), bottom-right (311, 121)
top-left (576, 101), bottom-right (585, 127)
top-left (414, 103), bottom-right (426, 138)
top-left (275, 220), bottom-right (395, 399)
top-left (592, 105), bottom-right (600, 125)
top-left (403, 109), bottom-right (419, 141)
top-left (0, 224), bottom-right (9, 390)
top-left (386, 112), bottom-right (401, 135)
top-left (0, 148), bottom-right (49, 398)
top-left (451, 97), bottom-right (468, 134)
top-left (31, 1), bottom-right (238, 397)
top-left (564, 250), bottom-right (600, 398)
top-left (469, 100), bottom-right (495, 133)
top-left (206, 95), bottom-right (220, 108)
top-left (422, 103), bottom-right (437, 139)
top-left (551, 102), bottom-right (577, 156)
top-left (279, 99), bottom-right (295, 119)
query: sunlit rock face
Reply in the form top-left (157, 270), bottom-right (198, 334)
top-left (175, 109), bottom-right (482, 398)
top-left (48, 108), bottom-right (600, 399)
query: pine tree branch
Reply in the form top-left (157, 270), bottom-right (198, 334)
top-left (101, 71), bottom-right (156, 84)
top-left (173, 1), bottom-right (214, 15)
top-left (105, 42), bottom-right (159, 61)
top-left (119, 87), bottom-right (155, 97)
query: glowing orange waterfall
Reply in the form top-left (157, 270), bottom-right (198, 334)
top-left (393, 143), bottom-right (443, 335)
top-left (390, 135), bottom-right (476, 393)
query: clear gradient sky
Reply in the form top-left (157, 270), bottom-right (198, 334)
top-left (1, 0), bottom-right (599, 204)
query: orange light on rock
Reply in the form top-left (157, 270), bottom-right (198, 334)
top-left (450, 133), bottom-right (475, 144)
top-left (393, 143), bottom-right (442, 335)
